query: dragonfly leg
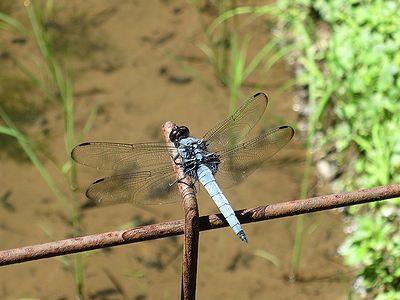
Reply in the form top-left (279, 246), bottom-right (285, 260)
top-left (167, 177), bottom-right (197, 196)
top-left (170, 177), bottom-right (194, 188)
top-left (168, 180), bottom-right (177, 187)
top-left (171, 153), bottom-right (182, 166)
top-left (179, 179), bottom-right (196, 194)
top-left (169, 176), bottom-right (189, 186)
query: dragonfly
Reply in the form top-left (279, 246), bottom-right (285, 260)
top-left (71, 92), bottom-right (294, 242)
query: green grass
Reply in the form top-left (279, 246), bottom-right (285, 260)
top-left (191, 0), bottom-right (231, 85)
top-left (278, 0), bottom-right (400, 297)
top-left (0, 1), bottom-right (87, 297)
top-left (286, 11), bottom-right (337, 279)
top-left (192, 2), bottom-right (296, 110)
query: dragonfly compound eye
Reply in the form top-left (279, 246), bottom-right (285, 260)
top-left (170, 125), bottom-right (190, 143)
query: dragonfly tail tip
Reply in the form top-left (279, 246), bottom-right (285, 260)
top-left (237, 230), bottom-right (248, 243)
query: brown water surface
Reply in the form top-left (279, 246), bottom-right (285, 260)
top-left (0, 1), bottom-right (350, 299)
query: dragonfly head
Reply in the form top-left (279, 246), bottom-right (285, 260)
top-left (170, 125), bottom-right (190, 145)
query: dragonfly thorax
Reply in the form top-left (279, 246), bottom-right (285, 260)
top-left (177, 137), bottom-right (220, 179)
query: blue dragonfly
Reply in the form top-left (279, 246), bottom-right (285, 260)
top-left (71, 92), bottom-right (294, 242)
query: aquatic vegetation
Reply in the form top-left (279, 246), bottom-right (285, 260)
top-left (190, 1), bottom-right (294, 112)
top-left (0, 1), bottom-right (99, 297)
top-left (278, 0), bottom-right (400, 297)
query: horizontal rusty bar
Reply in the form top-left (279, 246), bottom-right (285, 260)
top-left (1, 183), bottom-right (399, 266)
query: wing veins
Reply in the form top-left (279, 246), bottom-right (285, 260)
top-left (215, 126), bottom-right (294, 186)
top-left (86, 164), bottom-right (178, 205)
top-left (72, 141), bottom-right (175, 172)
top-left (203, 93), bottom-right (268, 153)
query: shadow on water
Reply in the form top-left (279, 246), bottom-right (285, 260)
top-left (0, 75), bottom-right (45, 160)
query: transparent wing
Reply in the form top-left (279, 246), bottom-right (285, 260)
top-left (203, 92), bottom-right (268, 153)
top-left (86, 165), bottom-right (181, 205)
top-left (71, 142), bottom-right (175, 173)
top-left (72, 142), bottom-right (182, 204)
top-left (215, 126), bottom-right (294, 187)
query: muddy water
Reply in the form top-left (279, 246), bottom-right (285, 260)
top-left (0, 1), bottom-right (350, 299)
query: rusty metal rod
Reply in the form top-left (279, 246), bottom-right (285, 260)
top-left (162, 121), bottom-right (199, 300)
top-left (1, 183), bottom-right (399, 267)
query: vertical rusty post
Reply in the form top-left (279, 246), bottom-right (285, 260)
top-left (162, 121), bottom-right (199, 300)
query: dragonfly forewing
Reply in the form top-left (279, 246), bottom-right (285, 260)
top-left (71, 142), bottom-right (176, 173)
top-left (203, 92), bottom-right (268, 153)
